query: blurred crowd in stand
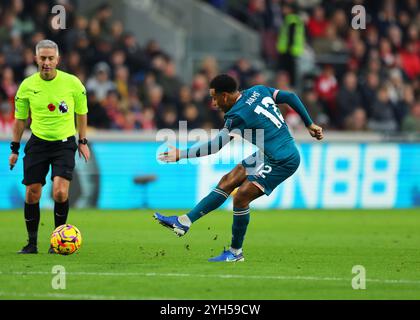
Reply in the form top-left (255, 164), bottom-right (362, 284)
top-left (1, 0), bottom-right (419, 134)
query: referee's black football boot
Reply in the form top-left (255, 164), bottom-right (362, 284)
top-left (17, 243), bottom-right (38, 254)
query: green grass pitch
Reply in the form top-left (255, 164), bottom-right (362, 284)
top-left (0, 209), bottom-right (419, 300)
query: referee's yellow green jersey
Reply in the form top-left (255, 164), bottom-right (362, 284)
top-left (14, 70), bottom-right (88, 141)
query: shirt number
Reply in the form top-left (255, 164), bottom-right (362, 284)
top-left (254, 97), bottom-right (284, 129)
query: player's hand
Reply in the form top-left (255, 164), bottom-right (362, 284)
top-left (9, 153), bottom-right (18, 170)
top-left (307, 123), bottom-right (323, 140)
top-left (78, 144), bottom-right (90, 162)
top-left (158, 145), bottom-right (180, 163)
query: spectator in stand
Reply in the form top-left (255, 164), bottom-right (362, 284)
top-left (181, 103), bottom-right (203, 129)
top-left (402, 101), bottom-right (420, 132)
top-left (399, 41), bottom-right (420, 80)
top-left (114, 65), bottom-right (130, 103)
top-left (301, 88), bottom-right (329, 128)
top-left (365, 25), bottom-right (380, 53)
top-left (64, 15), bottom-right (89, 53)
top-left (276, 2), bottom-right (305, 86)
top-left (150, 53), bottom-right (168, 83)
top-left (198, 56), bottom-right (219, 83)
top-left (102, 90), bottom-right (128, 130)
top-left (348, 38), bottom-right (367, 72)
top-left (109, 49), bottom-right (127, 77)
top-left (159, 58), bottom-right (183, 104)
top-left (1, 66), bottom-right (18, 102)
top-left (360, 71), bottom-right (380, 119)
top-left (3, 31), bottom-right (25, 70)
top-left (30, 0), bottom-right (50, 35)
top-left (122, 32), bottom-right (149, 76)
top-left (176, 85), bottom-right (193, 111)
top-left (87, 90), bottom-right (111, 129)
top-left (368, 85), bottom-right (398, 132)
top-left (191, 73), bottom-right (210, 109)
top-left (0, 87), bottom-right (13, 134)
top-left (156, 105), bottom-right (179, 130)
top-left (0, 11), bottom-right (15, 45)
top-left (86, 62), bottom-right (116, 102)
top-left (138, 71), bottom-right (157, 105)
top-left (376, 1), bottom-right (397, 36)
top-left (379, 37), bottom-right (397, 68)
top-left (15, 47), bottom-right (37, 80)
top-left (330, 9), bottom-right (348, 39)
top-left (248, 70), bottom-right (268, 87)
top-left (110, 20), bottom-right (125, 47)
top-left (406, 23), bottom-right (420, 52)
top-left (144, 85), bottom-right (165, 116)
top-left (139, 107), bottom-right (157, 130)
top-left (93, 3), bottom-right (114, 36)
top-left (272, 70), bottom-right (292, 91)
top-left (228, 58), bottom-right (257, 89)
top-left (0, 67), bottom-right (18, 135)
top-left (307, 5), bottom-right (329, 40)
top-left (315, 65), bottom-right (338, 125)
top-left (65, 50), bottom-right (82, 75)
top-left (246, 0), bottom-right (270, 32)
top-left (92, 37), bottom-right (114, 67)
top-left (394, 85), bottom-right (415, 130)
top-left (388, 24), bottom-right (403, 51)
top-left (365, 57), bottom-right (387, 81)
top-left (336, 71), bottom-right (364, 130)
top-left (313, 22), bottom-right (348, 56)
top-left (345, 108), bottom-right (368, 131)
top-left (0, 53), bottom-right (7, 76)
top-left (126, 89), bottom-right (143, 129)
top-left (74, 34), bottom-right (95, 73)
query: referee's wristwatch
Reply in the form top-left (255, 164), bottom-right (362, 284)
top-left (78, 138), bottom-right (88, 145)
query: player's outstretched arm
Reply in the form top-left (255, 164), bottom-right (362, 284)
top-left (158, 128), bottom-right (233, 163)
top-left (307, 123), bottom-right (324, 140)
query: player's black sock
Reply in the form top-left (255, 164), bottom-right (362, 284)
top-left (24, 202), bottom-right (40, 246)
top-left (54, 199), bottom-right (69, 228)
top-left (231, 207), bottom-right (250, 250)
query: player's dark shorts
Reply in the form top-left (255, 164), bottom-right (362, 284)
top-left (241, 142), bottom-right (300, 195)
top-left (22, 134), bottom-right (78, 186)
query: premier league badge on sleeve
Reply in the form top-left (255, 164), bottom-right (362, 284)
top-left (59, 101), bottom-right (68, 113)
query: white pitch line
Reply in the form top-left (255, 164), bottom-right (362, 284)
top-left (1, 271), bottom-right (420, 285)
top-left (0, 291), bottom-right (176, 300)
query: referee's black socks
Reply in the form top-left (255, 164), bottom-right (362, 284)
top-left (54, 199), bottom-right (69, 228)
top-left (24, 202), bottom-right (40, 246)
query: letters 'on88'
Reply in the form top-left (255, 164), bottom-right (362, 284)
top-left (50, 224), bottom-right (82, 255)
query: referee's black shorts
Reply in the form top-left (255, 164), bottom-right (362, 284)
top-left (22, 134), bottom-right (78, 186)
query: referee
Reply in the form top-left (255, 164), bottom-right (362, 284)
top-left (9, 40), bottom-right (90, 254)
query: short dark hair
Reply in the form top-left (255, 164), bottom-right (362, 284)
top-left (209, 74), bottom-right (238, 94)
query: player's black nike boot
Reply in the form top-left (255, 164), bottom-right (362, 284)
top-left (17, 243), bottom-right (38, 254)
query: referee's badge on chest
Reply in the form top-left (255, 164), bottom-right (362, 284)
top-left (58, 101), bottom-right (69, 114)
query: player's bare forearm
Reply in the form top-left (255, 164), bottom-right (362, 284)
top-left (12, 119), bottom-right (26, 142)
